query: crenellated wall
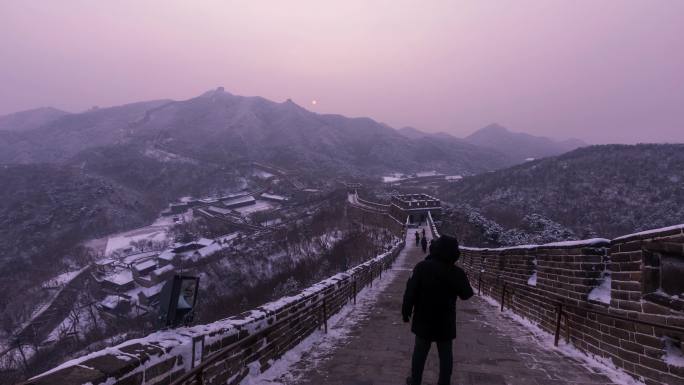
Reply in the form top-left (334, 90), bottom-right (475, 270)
top-left (25, 242), bottom-right (405, 385)
top-left (459, 225), bottom-right (684, 385)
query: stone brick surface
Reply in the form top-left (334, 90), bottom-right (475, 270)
top-left (274, 229), bottom-right (618, 385)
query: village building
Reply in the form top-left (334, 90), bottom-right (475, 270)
top-left (150, 264), bottom-right (175, 284)
top-left (260, 193), bottom-right (289, 203)
top-left (98, 294), bottom-right (131, 316)
top-left (100, 270), bottom-right (135, 294)
top-left (222, 195), bottom-right (256, 209)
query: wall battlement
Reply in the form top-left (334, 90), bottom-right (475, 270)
top-left (458, 224), bottom-right (684, 385)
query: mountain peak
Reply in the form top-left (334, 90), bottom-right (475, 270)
top-left (478, 123), bottom-right (509, 134)
top-left (199, 86), bottom-right (232, 98)
top-left (465, 124), bottom-right (585, 162)
top-left (281, 98), bottom-right (308, 112)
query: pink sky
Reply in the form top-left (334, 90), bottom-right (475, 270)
top-left (1, 0), bottom-right (682, 143)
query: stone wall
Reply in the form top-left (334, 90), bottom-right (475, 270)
top-left (347, 202), bottom-right (405, 237)
top-left (355, 195), bottom-right (390, 212)
top-left (26, 242), bottom-right (405, 385)
top-left (459, 225), bottom-right (684, 385)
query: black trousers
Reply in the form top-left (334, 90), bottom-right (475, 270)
top-left (410, 336), bottom-right (453, 385)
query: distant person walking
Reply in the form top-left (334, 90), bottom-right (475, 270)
top-left (420, 236), bottom-right (428, 254)
top-left (422, 228), bottom-right (426, 238)
top-left (402, 235), bottom-right (474, 385)
top-left (415, 231), bottom-right (420, 246)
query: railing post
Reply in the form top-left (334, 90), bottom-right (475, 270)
top-left (353, 279), bottom-right (357, 305)
top-left (478, 273), bottom-right (482, 296)
top-left (196, 369), bottom-right (204, 385)
top-left (554, 303), bottom-right (563, 347)
top-left (500, 282), bottom-right (507, 311)
top-left (564, 312), bottom-right (571, 343)
top-left (323, 298), bottom-right (328, 334)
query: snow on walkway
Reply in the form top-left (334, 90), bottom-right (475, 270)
top-left (241, 225), bottom-right (625, 385)
top-left (239, 227), bottom-right (425, 385)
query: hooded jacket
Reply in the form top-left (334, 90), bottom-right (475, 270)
top-left (401, 235), bottom-right (474, 341)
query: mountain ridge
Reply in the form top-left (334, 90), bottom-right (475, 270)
top-left (440, 143), bottom-right (684, 239)
top-left (0, 107), bottom-right (70, 132)
top-left (0, 88), bottom-right (514, 175)
top-left (464, 123), bottom-right (586, 162)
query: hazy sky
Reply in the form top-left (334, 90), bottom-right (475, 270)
top-left (1, 1), bottom-right (682, 143)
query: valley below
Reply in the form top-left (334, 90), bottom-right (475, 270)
top-left (1, 90), bottom-right (683, 384)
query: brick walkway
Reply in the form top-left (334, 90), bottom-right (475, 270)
top-left (262, 226), bottom-right (618, 385)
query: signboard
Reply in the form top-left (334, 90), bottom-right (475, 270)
top-left (158, 275), bottom-right (200, 329)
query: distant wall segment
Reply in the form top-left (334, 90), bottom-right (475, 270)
top-left (459, 224), bottom-right (684, 385)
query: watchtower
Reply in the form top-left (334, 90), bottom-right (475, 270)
top-left (389, 193), bottom-right (442, 224)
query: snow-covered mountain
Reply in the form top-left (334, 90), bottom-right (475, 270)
top-left (0, 107), bottom-right (70, 132)
top-left (440, 144), bottom-right (684, 239)
top-left (0, 88), bottom-right (512, 175)
top-left (464, 123), bottom-right (586, 163)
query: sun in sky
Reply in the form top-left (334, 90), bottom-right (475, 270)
top-left (311, 100), bottom-right (318, 105)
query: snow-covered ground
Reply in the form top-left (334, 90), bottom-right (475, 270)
top-left (415, 170), bottom-right (441, 177)
top-left (252, 170), bottom-right (275, 179)
top-left (235, 200), bottom-right (278, 216)
top-left (41, 269), bottom-right (85, 289)
top-left (588, 273), bottom-right (612, 304)
top-left (104, 229), bottom-right (168, 256)
top-left (381, 173), bottom-right (406, 183)
top-left (479, 294), bottom-right (646, 385)
top-left (239, 242), bottom-right (407, 385)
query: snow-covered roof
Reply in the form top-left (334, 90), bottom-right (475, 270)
top-left (158, 249), bottom-right (176, 261)
top-left (223, 195), bottom-right (256, 207)
top-left (138, 282), bottom-right (165, 298)
top-left (134, 259), bottom-right (157, 271)
top-left (216, 232), bottom-right (239, 243)
top-left (207, 205), bottom-right (233, 215)
top-left (415, 171), bottom-right (442, 177)
top-left (103, 270), bottom-right (134, 286)
top-left (261, 193), bottom-right (288, 201)
top-left (197, 238), bottom-right (214, 246)
top-left (122, 251), bottom-right (159, 264)
top-left (100, 295), bottom-right (127, 310)
top-left (151, 264), bottom-right (175, 277)
top-left (95, 258), bottom-right (116, 266)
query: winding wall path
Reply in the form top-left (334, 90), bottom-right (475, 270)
top-left (263, 226), bottom-right (618, 385)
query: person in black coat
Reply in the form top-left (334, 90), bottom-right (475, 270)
top-left (401, 234), bottom-right (474, 385)
top-left (415, 231), bottom-right (420, 246)
top-left (420, 236), bottom-right (428, 253)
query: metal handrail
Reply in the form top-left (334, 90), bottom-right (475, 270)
top-left (557, 300), bottom-right (684, 335)
top-left (472, 270), bottom-right (684, 347)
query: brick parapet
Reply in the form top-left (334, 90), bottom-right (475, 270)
top-left (459, 226), bottom-right (684, 385)
top-left (26, 241), bottom-right (406, 385)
